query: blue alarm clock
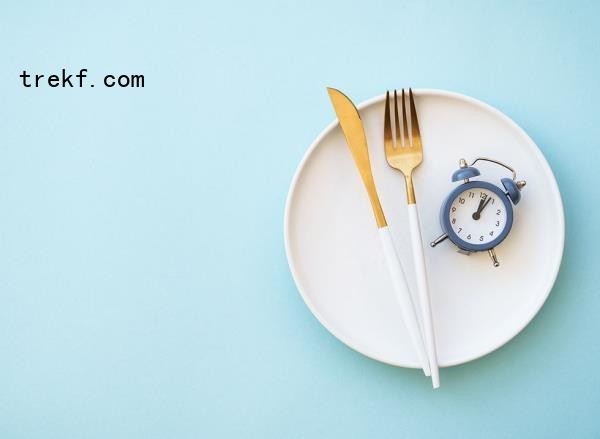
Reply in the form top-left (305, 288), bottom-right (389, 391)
top-left (430, 157), bottom-right (526, 267)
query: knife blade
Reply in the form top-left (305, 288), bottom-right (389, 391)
top-left (327, 87), bottom-right (387, 228)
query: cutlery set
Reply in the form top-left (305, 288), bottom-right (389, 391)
top-left (327, 88), bottom-right (432, 382)
top-left (328, 87), bottom-right (440, 388)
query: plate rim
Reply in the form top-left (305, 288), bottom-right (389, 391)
top-left (283, 88), bottom-right (565, 368)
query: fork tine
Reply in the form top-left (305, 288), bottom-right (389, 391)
top-left (393, 90), bottom-right (402, 148)
top-left (409, 88), bottom-right (422, 149)
top-left (384, 91), bottom-right (394, 156)
top-left (401, 89), bottom-right (409, 147)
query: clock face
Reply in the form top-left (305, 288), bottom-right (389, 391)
top-left (448, 186), bottom-right (509, 247)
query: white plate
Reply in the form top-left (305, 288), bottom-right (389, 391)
top-left (284, 89), bottom-right (564, 368)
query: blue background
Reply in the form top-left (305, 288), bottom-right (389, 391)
top-left (1, 1), bottom-right (598, 437)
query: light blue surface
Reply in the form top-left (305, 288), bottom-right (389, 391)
top-left (0, 1), bottom-right (598, 437)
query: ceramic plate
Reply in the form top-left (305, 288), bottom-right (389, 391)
top-left (284, 89), bottom-right (564, 368)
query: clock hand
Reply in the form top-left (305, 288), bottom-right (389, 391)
top-left (472, 198), bottom-right (486, 220)
top-left (479, 196), bottom-right (492, 213)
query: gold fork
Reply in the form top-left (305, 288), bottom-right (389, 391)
top-left (384, 89), bottom-right (440, 388)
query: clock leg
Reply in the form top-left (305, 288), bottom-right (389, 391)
top-left (488, 248), bottom-right (500, 267)
top-left (430, 233), bottom-right (448, 247)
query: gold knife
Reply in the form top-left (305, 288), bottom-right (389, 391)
top-left (327, 88), bottom-right (430, 377)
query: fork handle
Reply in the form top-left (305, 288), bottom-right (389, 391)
top-left (407, 204), bottom-right (440, 388)
top-left (378, 226), bottom-right (431, 377)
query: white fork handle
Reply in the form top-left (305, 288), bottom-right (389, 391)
top-left (378, 226), bottom-right (430, 377)
top-left (407, 204), bottom-right (440, 388)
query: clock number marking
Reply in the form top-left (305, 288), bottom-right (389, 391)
top-left (451, 218), bottom-right (456, 224)
top-left (467, 234), bottom-right (471, 240)
top-left (457, 228), bottom-right (462, 233)
top-left (496, 209), bottom-right (501, 215)
top-left (459, 197), bottom-right (465, 204)
top-left (479, 235), bottom-right (484, 241)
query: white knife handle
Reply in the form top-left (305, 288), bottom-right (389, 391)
top-left (407, 204), bottom-right (440, 388)
top-left (378, 226), bottom-right (430, 377)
